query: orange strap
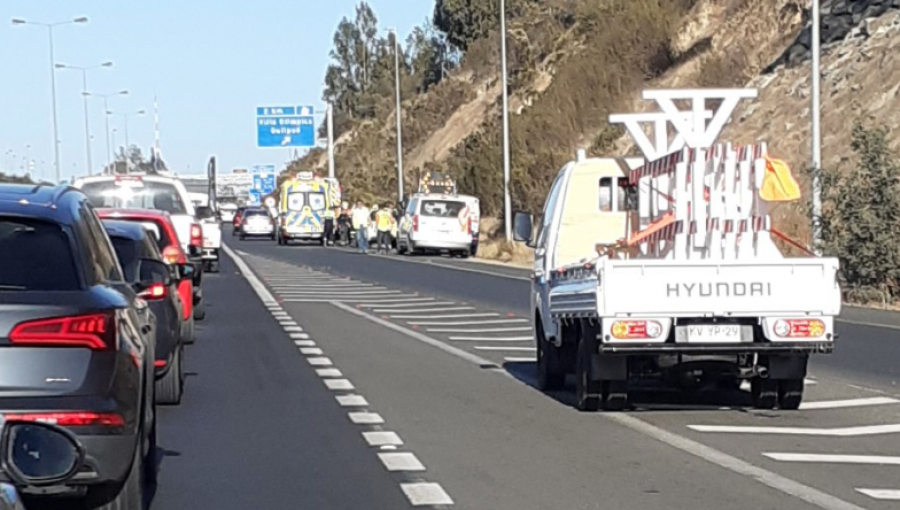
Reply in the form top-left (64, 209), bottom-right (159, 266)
top-left (770, 228), bottom-right (816, 256)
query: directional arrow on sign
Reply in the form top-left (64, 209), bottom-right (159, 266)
top-left (689, 423), bottom-right (900, 437)
top-left (281, 135), bottom-right (291, 146)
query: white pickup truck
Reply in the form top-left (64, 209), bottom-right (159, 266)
top-left (188, 192), bottom-right (222, 273)
top-left (513, 88), bottom-right (841, 412)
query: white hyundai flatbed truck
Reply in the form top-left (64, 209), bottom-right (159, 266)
top-left (513, 88), bottom-right (841, 412)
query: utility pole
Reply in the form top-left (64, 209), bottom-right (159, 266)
top-left (327, 102), bottom-right (335, 179)
top-left (391, 29), bottom-right (404, 202)
top-left (500, 0), bottom-right (512, 240)
top-left (810, 0), bottom-right (823, 255)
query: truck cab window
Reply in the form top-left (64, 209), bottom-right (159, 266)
top-left (617, 178), bottom-right (638, 212)
top-left (599, 178), bottom-right (613, 212)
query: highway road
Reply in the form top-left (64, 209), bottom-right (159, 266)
top-left (149, 236), bottom-right (900, 509)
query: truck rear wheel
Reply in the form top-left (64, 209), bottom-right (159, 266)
top-left (575, 335), bottom-right (601, 412)
top-left (777, 379), bottom-right (804, 410)
top-left (751, 379), bottom-right (777, 409)
top-left (536, 327), bottom-right (565, 391)
top-left (602, 381), bottom-right (629, 411)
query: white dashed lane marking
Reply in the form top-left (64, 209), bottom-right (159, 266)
top-left (307, 357), bottom-right (333, 366)
top-left (389, 313), bottom-right (499, 319)
top-left (361, 302), bottom-right (452, 309)
top-left (378, 452), bottom-right (426, 472)
top-left (449, 336), bottom-right (532, 341)
top-left (283, 326), bottom-right (304, 332)
top-left (407, 319), bottom-right (529, 326)
top-left (293, 340), bottom-right (315, 347)
top-left (363, 431), bottom-right (404, 447)
top-left (400, 483), bottom-right (454, 506)
top-left (300, 347), bottom-right (324, 355)
top-left (316, 368), bottom-right (343, 378)
top-left (336, 395), bottom-right (369, 407)
top-left (426, 327), bottom-right (531, 333)
top-left (474, 346), bottom-right (535, 352)
top-left (763, 453), bottom-right (900, 465)
top-left (374, 307), bottom-right (475, 313)
top-left (290, 333), bottom-right (311, 340)
top-left (855, 489), bottom-right (900, 500)
top-left (348, 412), bottom-right (385, 425)
top-left (504, 357), bottom-right (537, 363)
top-left (798, 397), bottom-right (899, 410)
top-left (324, 379), bottom-right (355, 391)
top-left (688, 423), bottom-right (900, 437)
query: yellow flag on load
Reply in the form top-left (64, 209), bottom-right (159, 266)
top-left (759, 153), bottom-right (801, 202)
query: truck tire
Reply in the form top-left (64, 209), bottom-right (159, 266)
top-left (535, 322), bottom-right (565, 391)
top-left (575, 334), bottom-right (601, 412)
top-left (751, 378), bottom-right (777, 409)
top-left (602, 381), bottom-right (629, 411)
top-left (777, 379), bottom-right (804, 410)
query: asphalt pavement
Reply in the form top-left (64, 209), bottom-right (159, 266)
top-left (217, 234), bottom-right (900, 509)
top-left (144, 231), bottom-right (900, 509)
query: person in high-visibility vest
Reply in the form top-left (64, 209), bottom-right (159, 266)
top-left (374, 204), bottom-right (395, 255)
top-left (322, 205), bottom-right (336, 246)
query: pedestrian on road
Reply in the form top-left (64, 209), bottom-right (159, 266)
top-left (351, 200), bottom-right (370, 254)
top-left (374, 203), bottom-right (395, 255)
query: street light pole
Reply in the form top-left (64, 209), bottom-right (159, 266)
top-left (103, 97), bottom-right (112, 172)
top-left (12, 17), bottom-right (88, 184)
top-left (810, 0), bottom-right (823, 256)
top-left (391, 29), bottom-right (404, 202)
top-left (57, 62), bottom-right (112, 176)
top-left (500, 0), bottom-right (512, 241)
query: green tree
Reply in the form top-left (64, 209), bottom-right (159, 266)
top-left (819, 122), bottom-right (900, 301)
top-left (433, 0), bottom-right (533, 51)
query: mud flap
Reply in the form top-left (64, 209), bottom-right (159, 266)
top-left (592, 353), bottom-right (628, 382)
top-left (767, 354), bottom-right (808, 380)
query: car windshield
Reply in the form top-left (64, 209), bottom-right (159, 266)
top-left (420, 200), bottom-right (466, 218)
top-left (109, 236), bottom-right (141, 283)
top-left (0, 218), bottom-right (80, 291)
top-left (308, 192), bottom-right (326, 211)
top-left (81, 179), bottom-right (188, 214)
top-left (245, 209), bottom-right (269, 218)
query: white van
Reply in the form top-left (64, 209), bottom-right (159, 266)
top-left (397, 193), bottom-right (479, 257)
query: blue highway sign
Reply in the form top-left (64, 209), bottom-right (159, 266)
top-left (256, 105), bottom-right (315, 148)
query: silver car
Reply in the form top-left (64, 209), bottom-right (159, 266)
top-left (239, 207), bottom-right (276, 241)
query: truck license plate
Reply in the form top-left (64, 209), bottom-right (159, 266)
top-left (676, 324), bottom-right (744, 343)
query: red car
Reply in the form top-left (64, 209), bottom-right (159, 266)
top-left (97, 209), bottom-right (197, 344)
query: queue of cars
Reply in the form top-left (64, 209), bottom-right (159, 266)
top-left (0, 174), bottom-right (211, 510)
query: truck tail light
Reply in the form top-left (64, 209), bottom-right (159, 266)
top-left (773, 319), bottom-right (825, 338)
top-left (412, 215), bottom-right (419, 233)
top-left (9, 312), bottom-right (116, 350)
top-left (611, 320), bottom-right (661, 340)
top-left (190, 224), bottom-right (202, 247)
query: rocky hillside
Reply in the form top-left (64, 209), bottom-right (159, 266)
top-left (294, 0), bottom-right (900, 240)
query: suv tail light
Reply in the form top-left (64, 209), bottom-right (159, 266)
top-left (190, 223), bottom-right (202, 247)
top-left (412, 215), bottom-right (419, 233)
top-left (466, 216), bottom-right (472, 235)
top-left (138, 283), bottom-right (167, 301)
top-left (4, 412), bottom-right (125, 427)
top-left (9, 312), bottom-right (116, 350)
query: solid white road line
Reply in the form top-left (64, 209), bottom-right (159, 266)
top-left (837, 318), bottom-right (900, 331)
top-left (283, 326), bottom-right (304, 332)
top-left (374, 307), bottom-right (475, 313)
top-left (474, 346), bottom-right (535, 352)
top-left (688, 423), bottom-right (900, 437)
top-left (360, 301), bottom-right (449, 309)
top-left (300, 347), bottom-right (324, 355)
top-left (449, 336), bottom-right (532, 342)
top-left (805, 378), bottom-right (818, 386)
top-left (307, 357), bottom-right (333, 366)
top-left (427, 327), bottom-right (532, 333)
top-left (293, 340), bottom-right (316, 347)
top-left (324, 379), bottom-right (355, 391)
top-left (277, 290), bottom-right (402, 295)
top-left (316, 368), bottom-right (343, 377)
top-left (400, 483), bottom-right (454, 506)
top-left (855, 489), bottom-right (900, 500)
top-left (222, 244), bottom-right (277, 305)
top-left (363, 431), bottom-right (404, 447)
top-left (349, 412), bottom-right (384, 424)
top-left (390, 313), bottom-right (499, 319)
top-left (504, 357), bottom-right (537, 362)
top-left (408, 319), bottom-right (528, 326)
top-left (378, 452), bottom-right (426, 472)
top-left (798, 397), bottom-right (900, 410)
top-left (336, 395), bottom-right (369, 407)
top-left (290, 333), bottom-right (311, 340)
top-left (764, 453), bottom-right (900, 465)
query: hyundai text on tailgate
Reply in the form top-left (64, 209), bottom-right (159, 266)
top-left (514, 88), bottom-right (841, 412)
top-left (0, 184), bottom-right (157, 509)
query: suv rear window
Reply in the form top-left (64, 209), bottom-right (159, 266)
top-left (0, 218), bottom-right (80, 291)
top-left (420, 200), bottom-right (466, 218)
top-left (244, 209), bottom-right (269, 217)
top-left (109, 236), bottom-right (142, 283)
top-left (81, 179), bottom-right (187, 214)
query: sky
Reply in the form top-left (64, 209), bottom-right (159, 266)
top-left (0, 0), bottom-right (431, 183)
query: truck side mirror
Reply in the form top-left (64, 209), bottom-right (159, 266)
top-left (513, 211), bottom-right (533, 245)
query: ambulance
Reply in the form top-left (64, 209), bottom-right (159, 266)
top-left (276, 172), bottom-right (340, 246)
